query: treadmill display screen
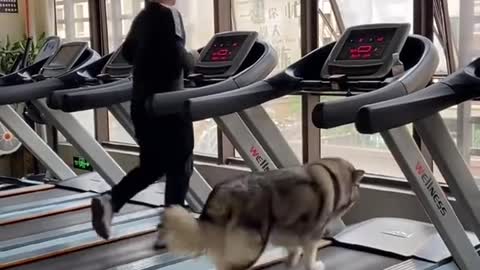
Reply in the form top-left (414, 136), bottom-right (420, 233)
top-left (49, 45), bottom-right (84, 67)
top-left (201, 35), bottom-right (248, 62)
top-left (337, 28), bottom-right (397, 61)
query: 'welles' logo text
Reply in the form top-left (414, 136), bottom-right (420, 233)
top-left (416, 162), bottom-right (448, 216)
top-left (250, 146), bottom-right (271, 171)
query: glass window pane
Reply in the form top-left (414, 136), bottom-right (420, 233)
top-left (232, 0), bottom-right (303, 159)
top-left (176, 0), bottom-right (215, 49)
top-left (74, 2), bottom-right (89, 19)
top-left (105, 0), bottom-right (218, 156)
top-left (319, 96), bottom-right (412, 179)
top-left (194, 120), bottom-right (218, 155)
top-left (105, 0), bottom-right (144, 51)
top-left (58, 111), bottom-right (96, 143)
top-left (318, 0), bottom-right (339, 46)
top-left (56, 5), bottom-right (65, 20)
top-left (263, 96), bottom-right (302, 161)
top-left (108, 113), bottom-right (136, 144)
top-left (55, 0), bottom-right (94, 142)
top-left (233, 0), bottom-right (301, 73)
top-left (335, 0), bottom-right (413, 28)
top-left (57, 23), bottom-right (66, 39)
top-left (74, 22), bottom-right (90, 38)
top-left (434, 0), bottom-right (480, 179)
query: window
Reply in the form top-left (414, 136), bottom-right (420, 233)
top-left (105, 0), bottom-right (144, 52)
top-left (54, 0), bottom-right (95, 142)
top-left (335, 0), bottom-right (413, 28)
top-left (263, 95), bottom-right (302, 160)
top-left (105, 0), bottom-right (218, 156)
top-left (319, 96), bottom-right (407, 178)
top-left (318, 0), bottom-right (339, 46)
top-left (432, 0), bottom-right (480, 180)
top-left (55, 0), bottom-right (91, 43)
top-left (232, 0), bottom-right (303, 160)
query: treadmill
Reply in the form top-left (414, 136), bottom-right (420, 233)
top-left (165, 23), bottom-right (477, 269)
top-left (0, 36), bottom-right (61, 86)
top-left (48, 31), bottom-right (291, 209)
top-left (347, 58), bottom-right (480, 269)
top-left (0, 36), bottom-right (62, 195)
top-left (0, 33), bottom-right (289, 270)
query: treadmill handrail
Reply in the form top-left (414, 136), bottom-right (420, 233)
top-left (48, 79), bottom-right (131, 110)
top-left (355, 58), bottom-right (480, 134)
top-left (0, 78), bottom-right (65, 105)
top-left (312, 34), bottom-right (439, 129)
top-left (0, 59), bottom-right (49, 86)
top-left (187, 71), bottom-right (302, 121)
top-left (58, 80), bottom-right (133, 112)
top-left (146, 78), bottom-right (238, 117)
top-left (146, 39), bottom-right (278, 117)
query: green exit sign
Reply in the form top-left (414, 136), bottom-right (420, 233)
top-left (73, 156), bottom-right (93, 171)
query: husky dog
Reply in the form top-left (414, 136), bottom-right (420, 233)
top-left (162, 157), bottom-right (364, 270)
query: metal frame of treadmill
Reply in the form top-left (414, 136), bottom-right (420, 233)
top-left (31, 98), bottom-right (127, 187)
top-left (379, 126), bottom-right (480, 269)
top-left (0, 105), bottom-right (76, 180)
top-left (106, 101), bottom-right (304, 213)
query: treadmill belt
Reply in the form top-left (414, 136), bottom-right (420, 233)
top-left (0, 184), bottom-right (55, 199)
top-left (1, 203), bottom-right (148, 241)
top-left (8, 233), bottom-right (164, 270)
top-left (0, 188), bottom-right (77, 206)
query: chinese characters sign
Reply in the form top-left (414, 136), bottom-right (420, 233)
top-left (0, 0), bottom-right (18, 13)
top-left (233, 0), bottom-right (301, 72)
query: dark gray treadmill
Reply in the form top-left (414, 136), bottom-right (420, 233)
top-left (0, 42), bottom-right (105, 104)
top-left (48, 32), bottom-right (276, 114)
top-left (161, 24), bottom-right (454, 269)
top-left (0, 36), bottom-right (61, 87)
top-left (1, 32), bottom-right (280, 270)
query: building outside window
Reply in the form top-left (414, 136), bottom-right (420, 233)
top-left (105, 0), bottom-right (218, 156)
top-left (54, 0), bottom-right (95, 142)
top-left (232, 0), bottom-right (303, 161)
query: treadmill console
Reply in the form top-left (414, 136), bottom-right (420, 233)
top-left (99, 46), bottom-right (132, 79)
top-left (40, 42), bottom-right (88, 78)
top-left (321, 23), bottom-right (410, 80)
top-left (34, 36), bottom-right (61, 63)
top-left (194, 31), bottom-right (258, 78)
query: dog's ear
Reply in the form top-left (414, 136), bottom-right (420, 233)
top-left (352, 170), bottom-right (365, 184)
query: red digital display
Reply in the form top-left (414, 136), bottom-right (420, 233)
top-left (337, 28), bottom-right (396, 61)
top-left (202, 36), bottom-right (247, 63)
top-left (210, 46), bottom-right (236, 62)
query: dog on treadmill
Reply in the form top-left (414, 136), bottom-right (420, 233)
top-left (161, 157), bottom-right (364, 270)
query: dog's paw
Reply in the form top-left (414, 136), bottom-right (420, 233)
top-left (286, 247), bottom-right (302, 268)
top-left (306, 260), bottom-right (325, 270)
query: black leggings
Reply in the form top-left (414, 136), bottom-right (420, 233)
top-left (110, 113), bottom-right (193, 212)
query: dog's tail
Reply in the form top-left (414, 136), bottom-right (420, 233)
top-left (163, 206), bottom-right (205, 256)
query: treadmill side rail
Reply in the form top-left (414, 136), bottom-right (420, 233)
top-left (0, 105), bottom-right (76, 180)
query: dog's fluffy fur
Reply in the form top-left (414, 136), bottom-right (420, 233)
top-left (162, 158), bottom-right (364, 270)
